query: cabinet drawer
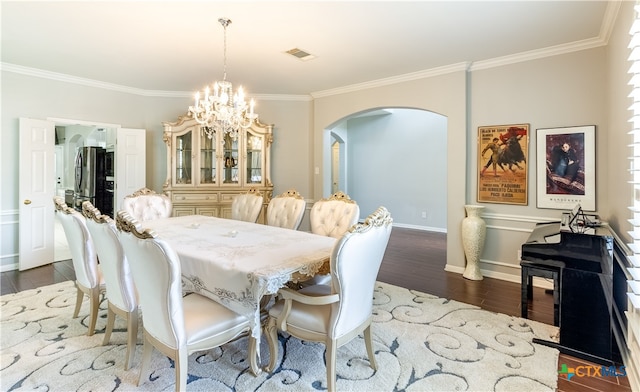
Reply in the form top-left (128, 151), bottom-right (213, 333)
top-left (172, 193), bottom-right (219, 202)
top-left (220, 193), bottom-right (241, 202)
top-left (196, 207), bottom-right (219, 217)
top-left (173, 207), bottom-right (196, 217)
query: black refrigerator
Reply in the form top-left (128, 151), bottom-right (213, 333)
top-left (74, 146), bottom-right (113, 216)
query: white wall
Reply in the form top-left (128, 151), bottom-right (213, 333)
top-left (312, 70), bottom-right (469, 273)
top-left (345, 109), bottom-right (448, 229)
top-left (469, 47), bottom-right (608, 278)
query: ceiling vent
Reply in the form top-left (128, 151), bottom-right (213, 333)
top-left (286, 48), bottom-right (316, 61)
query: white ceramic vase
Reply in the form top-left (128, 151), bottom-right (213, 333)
top-left (461, 205), bottom-right (486, 280)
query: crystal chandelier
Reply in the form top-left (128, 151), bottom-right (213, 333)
top-left (188, 18), bottom-right (258, 140)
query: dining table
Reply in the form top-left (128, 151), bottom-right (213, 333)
top-left (141, 214), bottom-right (336, 373)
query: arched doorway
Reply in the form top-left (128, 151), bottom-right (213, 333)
top-left (323, 107), bottom-right (448, 232)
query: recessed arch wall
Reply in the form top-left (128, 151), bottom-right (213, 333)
top-left (312, 68), bottom-right (469, 271)
top-left (322, 107), bottom-right (448, 230)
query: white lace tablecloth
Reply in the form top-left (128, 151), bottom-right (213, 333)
top-left (142, 215), bottom-right (335, 338)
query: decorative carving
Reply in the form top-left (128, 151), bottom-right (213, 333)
top-left (81, 201), bottom-right (112, 224)
top-left (53, 196), bottom-right (74, 215)
top-left (125, 187), bottom-right (157, 198)
top-left (275, 189), bottom-right (304, 200)
top-left (115, 211), bottom-right (157, 240)
top-left (246, 187), bottom-right (262, 197)
top-left (320, 191), bottom-right (357, 204)
top-left (349, 206), bottom-right (393, 234)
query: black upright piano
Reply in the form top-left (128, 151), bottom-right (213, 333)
top-left (521, 222), bottom-right (620, 365)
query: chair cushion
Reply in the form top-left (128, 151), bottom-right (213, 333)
top-left (183, 293), bottom-right (250, 350)
top-left (269, 297), bottom-right (332, 335)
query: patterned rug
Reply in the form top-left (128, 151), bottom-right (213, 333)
top-left (0, 281), bottom-right (559, 391)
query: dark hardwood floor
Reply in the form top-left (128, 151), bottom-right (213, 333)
top-left (1, 227), bottom-right (631, 391)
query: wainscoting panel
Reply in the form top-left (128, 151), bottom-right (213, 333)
top-left (1, 209), bottom-right (19, 272)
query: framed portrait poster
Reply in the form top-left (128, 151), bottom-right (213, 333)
top-left (536, 125), bottom-right (596, 211)
top-left (477, 124), bottom-right (529, 205)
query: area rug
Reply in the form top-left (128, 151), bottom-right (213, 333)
top-left (0, 281), bottom-right (559, 391)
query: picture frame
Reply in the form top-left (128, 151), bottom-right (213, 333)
top-left (477, 124), bottom-right (529, 205)
top-left (536, 125), bottom-right (596, 211)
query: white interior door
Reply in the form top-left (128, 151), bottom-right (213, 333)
top-left (331, 141), bottom-right (340, 194)
top-left (19, 118), bottom-right (55, 270)
top-left (115, 128), bottom-right (146, 212)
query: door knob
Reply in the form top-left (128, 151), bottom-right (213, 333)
top-left (24, 199), bottom-right (32, 205)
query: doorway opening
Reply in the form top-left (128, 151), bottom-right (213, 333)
top-left (323, 107), bottom-right (448, 232)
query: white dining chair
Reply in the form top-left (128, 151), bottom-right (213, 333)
top-left (265, 207), bottom-right (393, 392)
top-left (122, 187), bottom-right (172, 222)
top-left (266, 189), bottom-right (306, 230)
top-left (82, 201), bottom-right (139, 370)
top-left (303, 191), bottom-right (360, 285)
top-left (310, 191), bottom-right (360, 238)
top-left (231, 188), bottom-right (263, 223)
top-left (115, 211), bottom-right (257, 392)
top-left (53, 196), bottom-right (105, 336)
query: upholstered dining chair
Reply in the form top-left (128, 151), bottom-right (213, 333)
top-left (121, 187), bottom-right (172, 222)
top-left (82, 201), bottom-right (138, 370)
top-left (53, 196), bottom-right (105, 336)
top-left (115, 211), bottom-right (256, 391)
top-left (310, 191), bottom-right (360, 238)
top-left (266, 207), bottom-right (393, 392)
top-left (303, 191), bottom-right (360, 286)
top-left (266, 189), bottom-right (306, 230)
top-left (231, 188), bottom-right (263, 223)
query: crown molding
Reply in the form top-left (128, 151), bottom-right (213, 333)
top-left (470, 1), bottom-right (619, 72)
top-left (0, 62), bottom-right (312, 101)
top-left (469, 37), bottom-right (608, 71)
top-left (310, 62), bottom-right (471, 99)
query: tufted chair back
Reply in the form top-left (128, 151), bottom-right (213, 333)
top-left (53, 196), bottom-right (105, 336)
top-left (82, 201), bottom-right (138, 370)
top-left (266, 189), bottom-right (306, 230)
top-left (231, 188), bottom-right (264, 223)
top-left (310, 191), bottom-right (360, 238)
top-left (122, 187), bottom-right (172, 222)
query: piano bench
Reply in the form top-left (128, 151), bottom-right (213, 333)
top-left (520, 261), bottom-right (560, 326)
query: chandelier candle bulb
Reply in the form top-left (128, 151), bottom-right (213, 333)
top-left (187, 17), bottom-right (258, 141)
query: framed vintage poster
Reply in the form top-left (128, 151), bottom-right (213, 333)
top-left (477, 124), bottom-right (529, 205)
top-left (536, 125), bottom-right (596, 211)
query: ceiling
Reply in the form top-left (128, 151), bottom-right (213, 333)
top-left (1, 1), bottom-right (614, 98)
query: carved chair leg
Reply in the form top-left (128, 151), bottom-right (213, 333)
top-left (73, 285), bottom-right (83, 318)
top-left (325, 340), bottom-right (338, 392)
top-left (364, 325), bottom-right (377, 370)
top-left (125, 308), bottom-right (139, 370)
top-left (102, 305), bottom-right (115, 345)
top-left (137, 334), bottom-right (153, 387)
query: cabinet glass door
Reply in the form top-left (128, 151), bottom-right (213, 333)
top-left (246, 132), bottom-right (263, 184)
top-left (222, 133), bottom-right (239, 184)
top-left (200, 130), bottom-right (216, 184)
top-left (175, 131), bottom-right (192, 184)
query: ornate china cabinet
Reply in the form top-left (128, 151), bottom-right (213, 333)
top-left (162, 114), bottom-right (274, 223)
